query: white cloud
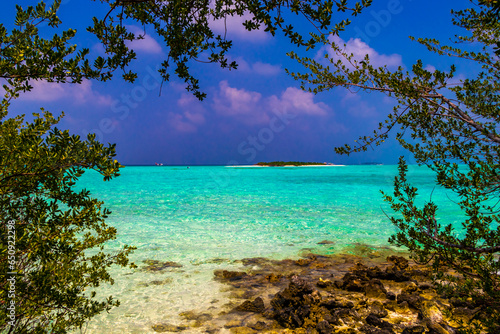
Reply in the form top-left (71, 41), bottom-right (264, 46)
top-left (20, 80), bottom-right (113, 106)
top-left (167, 93), bottom-right (207, 133)
top-left (252, 62), bottom-right (281, 76)
top-left (211, 12), bottom-right (269, 42)
top-left (212, 81), bottom-right (329, 125)
top-left (269, 87), bottom-right (328, 116)
top-left (425, 64), bottom-right (436, 72)
top-left (232, 57), bottom-right (281, 76)
top-left (318, 35), bottom-right (402, 69)
top-left (213, 80), bottom-right (263, 117)
top-left (126, 26), bottom-right (163, 54)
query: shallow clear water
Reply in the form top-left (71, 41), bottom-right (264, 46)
top-left (75, 165), bottom-right (464, 333)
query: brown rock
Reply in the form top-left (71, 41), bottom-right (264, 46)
top-left (402, 326), bottom-right (426, 334)
top-left (364, 279), bottom-right (387, 299)
top-left (214, 270), bottom-right (247, 281)
top-left (317, 240), bottom-right (335, 245)
top-left (151, 323), bottom-right (187, 332)
top-left (229, 326), bottom-right (256, 334)
top-left (366, 313), bottom-right (394, 330)
top-left (317, 320), bottom-right (333, 334)
top-left (233, 297), bottom-right (265, 313)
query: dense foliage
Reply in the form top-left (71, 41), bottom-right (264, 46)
top-left (290, 0), bottom-right (500, 331)
top-left (0, 0), bottom-right (373, 332)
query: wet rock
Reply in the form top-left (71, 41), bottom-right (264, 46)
top-left (387, 256), bottom-right (409, 270)
top-left (142, 260), bottom-right (183, 272)
top-left (229, 326), bottom-right (256, 334)
top-left (334, 308), bottom-right (361, 325)
top-left (316, 278), bottom-right (333, 288)
top-left (247, 320), bottom-right (273, 331)
top-left (402, 326), bottom-right (426, 334)
top-left (402, 282), bottom-right (419, 294)
top-left (265, 273), bottom-right (283, 283)
top-left (425, 321), bottom-right (455, 334)
top-left (418, 300), bottom-right (443, 323)
top-left (386, 291), bottom-right (396, 300)
top-left (366, 313), bottom-right (393, 330)
top-left (270, 276), bottom-right (316, 328)
top-left (224, 319), bottom-right (243, 328)
top-left (323, 313), bottom-right (340, 326)
top-left (233, 297), bottom-right (265, 313)
top-left (214, 270), bottom-right (247, 281)
top-left (360, 325), bottom-right (394, 334)
top-left (320, 298), bottom-right (354, 310)
top-left (368, 300), bottom-right (388, 318)
top-left (295, 258), bottom-right (313, 266)
top-left (317, 240), bottom-right (335, 245)
top-left (397, 293), bottom-right (423, 309)
top-left (316, 320), bottom-right (333, 334)
top-left (341, 273), bottom-right (365, 292)
top-left (178, 311), bottom-right (212, 322)
top-left (151, 323), bottom-right (187, 332)
top-left (418, 282), bottom-right (433, 290)
top-left (364, 279), bottom-right (387, 299)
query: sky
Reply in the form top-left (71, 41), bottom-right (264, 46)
top-left (1, 0), bottom-right (477, 165)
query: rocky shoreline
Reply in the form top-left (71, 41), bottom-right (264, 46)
top-left (151, 249), bottom-right (486, 334)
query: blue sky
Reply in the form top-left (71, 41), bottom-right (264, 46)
top-left (2, 0), bottom-right (476, 165)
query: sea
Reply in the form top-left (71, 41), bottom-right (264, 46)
top-left (75, 165), bottom-right (465, 333)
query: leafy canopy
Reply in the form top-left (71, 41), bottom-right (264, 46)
top-left (289, 0), bottom-right (500, 331)
top-left (0, 0), bottom-right (373, 332)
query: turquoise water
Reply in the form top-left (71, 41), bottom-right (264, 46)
top-left (76, 165), bottom-right (464, 333)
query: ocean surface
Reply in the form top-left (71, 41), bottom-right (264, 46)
top-left (75, 165), bottom-right (464, 333)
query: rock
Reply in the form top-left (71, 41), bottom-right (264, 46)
top-left (419, 300), bottom-right (443, 323)
top-left (178, 311), bottom-right (212, 322)
top-left (323, 313), bottom-right (340, 326)
top-left (247, 320), bottom-right (273, 330)
top-left (214, 270), bottom-right (247, 281)
top-left (364, 279), bottom-right (387, 299)
top-left (386, 291), bottom-right (396, 300)
top-left (295, 258), bottom-right (313, 266)
top-left (317, 240), bottom-right (335, 245)
top-left (387, 256), bottom-right (409, 270)
top-left (143, 260), bottom-right (183, 272)
top-left (229, 326), bottom-right (256, 334)
top-left (151, 323), bottom-right (187, 332)
top-left (224, 319), bottom-right (243, 328)
top-left (368, 300), bottom-right (388, 318)
top-left (397, 293), bottom-right (423, 309)
top-left (359, 325), bottom-right (394, 334)
top-left (320, 298), bottom-right (354, 310)
top-left (334, 308), bottom-right (360, 325)
top-left (341, 273), bottom-right (365, 292)
top-left (365, 313), bottom-right (393, 330)
top-left (425, 321), bottom-right (454, 334)
top-left (402, 282), bottom-right (419, 294)
top-left (316, 278), bottom-right (333, 288)
top-left (402, 326), bottom-right (426, 334)
top-left (270, 276), bottom-right (316, 328)
top-left (316, 320), bottom-right (333, 334)
top-left (233, 297), bottom-right (265, 313)
top-left (265, 273), bottom-right (283, 283)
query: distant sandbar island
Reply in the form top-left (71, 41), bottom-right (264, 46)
top-left (255, 161), bottom-right (338, 167)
